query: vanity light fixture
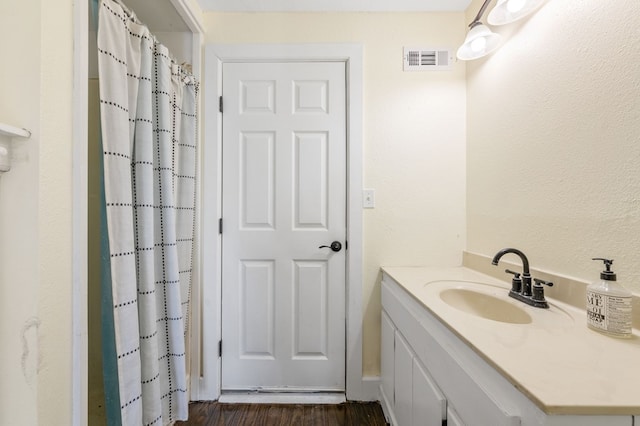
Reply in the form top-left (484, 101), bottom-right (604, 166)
top-left (457, 0), bottom-right (546, 61)
top-left (488, 0), bottom-right (546, 25)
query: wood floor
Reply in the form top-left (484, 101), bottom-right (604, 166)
top-left (175, 402), bottom-right (389, 426)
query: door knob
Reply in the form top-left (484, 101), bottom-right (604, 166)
top-left (319, 241), bottom-right (342, 252)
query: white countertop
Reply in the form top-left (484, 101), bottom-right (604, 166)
top-left (381, 266), bottom-right (640, 415)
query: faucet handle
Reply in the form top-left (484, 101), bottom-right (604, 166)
top-left (533, 278), bottom-right (553, 287)
top-left (532, 278), bottom-right (553, 306)
top-left (505, 269), bottom-right (522, 293)
top-left (505, 269), bottom-right (521, 278)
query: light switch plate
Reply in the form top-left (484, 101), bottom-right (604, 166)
top-left (363, 189), bottom-right (375, 208)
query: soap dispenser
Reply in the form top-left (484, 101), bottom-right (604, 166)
top-left (586, 258), bottom-right (632, 338)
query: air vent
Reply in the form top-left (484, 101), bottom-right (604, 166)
top-left (403, 47), bottom-right (453, 71)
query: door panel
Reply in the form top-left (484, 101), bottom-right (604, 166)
top-left (294, 132), bottom-right (329, 228)
top-left (293, 260), bottom-right (328, 358)
top-left (240, 260), bottom-right (275, 358)
top-left (240, 132), bottom-right (275, 228)
top-left (221, 62), bottom-right (346, 391)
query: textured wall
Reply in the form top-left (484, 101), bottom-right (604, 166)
top-left (38, 0), bottom-right (75, 423)
top-left (466, 0), bottom-right (640, 291)
top-left (0, 2), bottom-right (41, 424)
top-left (0, 0), bottom-right (75, 424)
top-left (203, 12), bottom-right (468, 376)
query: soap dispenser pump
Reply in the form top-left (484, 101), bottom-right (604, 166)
top-left (586, 258), bottom-right (632, 338)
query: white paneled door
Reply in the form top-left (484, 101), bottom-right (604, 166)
top-left (221, 62), bottom-right (346, 391)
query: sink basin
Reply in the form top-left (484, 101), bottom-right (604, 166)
top-left (423, 280), bottom-right (575, 326)
top-left (439, 288), bottom-right (532, 324)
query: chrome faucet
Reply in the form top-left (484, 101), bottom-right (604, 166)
top-left (491, 248), bottom-right (553, 308)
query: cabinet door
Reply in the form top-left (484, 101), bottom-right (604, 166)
top-left (447, 406), bottom-right (465, 426)
top-left (395, 332), bottom-right (413, 426)
top-left (381, 311), bottom-right (395, 406)
top-left (412, 359), bottom-right (446, 426)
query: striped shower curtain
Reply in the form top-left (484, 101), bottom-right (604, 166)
top-left (97, 0), bottom-right (198, 424)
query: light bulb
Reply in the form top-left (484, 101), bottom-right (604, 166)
top-left (507, 0), bottom-right (526, 13)
top-left (470, 37), bottom-right (487, 53)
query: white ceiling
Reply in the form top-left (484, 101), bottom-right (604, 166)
top-left (196, 0), bottom-right (472, 12)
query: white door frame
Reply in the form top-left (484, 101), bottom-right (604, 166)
top-left (197, 44), bottom-right (366, 401)
top-left (72, 1), bottom-right (88, 424)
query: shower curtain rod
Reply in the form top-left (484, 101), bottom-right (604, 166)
top-left (112, 0), bottom-right (142, 25)
top-left (106, 0), bottom-right (196, 76)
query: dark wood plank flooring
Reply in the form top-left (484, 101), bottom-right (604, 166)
top-left (175, 402), bottom-right (388, 426)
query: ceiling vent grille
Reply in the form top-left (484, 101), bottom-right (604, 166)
top-left (403, 47), bottom-right (453, 71)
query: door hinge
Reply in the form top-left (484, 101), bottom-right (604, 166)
top-left (218, 340), bottom-right (222, 357)
top-left (218, 218), bottom-right (222, 234)
top-left (219, 96), bottom-right (223, 113)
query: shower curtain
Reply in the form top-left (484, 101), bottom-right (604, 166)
top-left (97, 0), bottom-right (198, 424)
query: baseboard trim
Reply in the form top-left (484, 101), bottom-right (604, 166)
top-left (218, 392), bottom-right (346, 405)
top-left (358, 376), bottom-right (381, 402)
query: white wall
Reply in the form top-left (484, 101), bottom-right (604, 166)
top-left (203, 12), bottom-right (468, 375)
top-left (466, 0), bottom-right (640, 292)
top-left (0, 0), bottom-right (74, 424)
top-left (0, 2), bottom-right (41, 424)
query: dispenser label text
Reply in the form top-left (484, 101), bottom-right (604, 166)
top-left (586, 291), bottom-right (632, 335)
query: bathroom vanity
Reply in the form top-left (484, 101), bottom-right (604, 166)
top-left (380, 267), bottom-right (640, 426)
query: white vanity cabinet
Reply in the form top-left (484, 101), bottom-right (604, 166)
top-left (380, 271), bottom-right (635, 426)
top-left (381, 274), bottom-right (520, 426)
top-left (381, 310), bottom-right (446, 426)
top-left (394, 332), bottom-right (414, 426)
top-left (446, 407), bottom-right (465, 426)
top-left (412, 356), bottom-right (446, 426)
top-left (381, 311), bottom-right (395, 413)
